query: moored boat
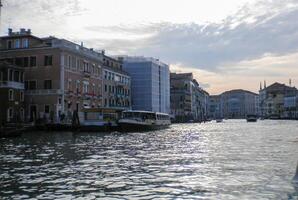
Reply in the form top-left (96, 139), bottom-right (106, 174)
top-left (246, 114), bottom-right (257, 122)
top-left (118, 110), bottom-right (171, 132)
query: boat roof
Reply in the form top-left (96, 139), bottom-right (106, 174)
top-left (123, 110), bottom-right (169, 115)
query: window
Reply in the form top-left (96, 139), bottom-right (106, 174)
top-left (15, 39), bottom-right (20, 48)
top-left (29, 81), bottom-right (37, 90)
top-left (24, 57), bottom-right (29, 67)
top-left (44, 105), bottom-right (50, 114)
top-left (92, 64), bottom-right (95, 74)
top-left (67, 79), bottom-right (72, 91)
top-left (104, 84), bottom-right (107, 92)
top-left (9, 89), bottom-right (14, 101)
top-left (76, 59), bottom-right (80, 70)
top-left (83, 62), bottom-right (89, 72)
top-left (68, 56), bottom-right (71, 68)
top-left (83, 82), bottom-right (89, 93)
top-left (7, 108), bottom-right (13, 122)
top-left (22, 38), bottom-right (29, 48)
top-left (20, 91), bottom-right (24, 102)
top-left (44, 55), bottom-right (53, 66)
top-left (15, 57), bottom-right (23, 67)
top-left (25, 81), bottom-right (29, 90)
top-left (21, 72), bottom-right (25, 83)
top-left (44, 80), bottom-right (52, 89)
top-left (14, 71), bottom-right (19, 82)
top-left (9, 69), bottom-right (13, 81)
top-left (30, 56), bottom-right (36, 67)
top-left (20, 108), bottom-right (25, 121)
top-left (104, 71), bottom-right (108, 79)
top-left (76, 81), bottom-right (80, 93)
top-left (7, 40), bottom-right (12, 49)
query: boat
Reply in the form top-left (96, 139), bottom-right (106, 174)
top-left (118, 110), bottom-right (171, 131)
top-left (246, 114), bottom-right (257, 122)
top-left (216, 118), bottom-right (223, 123)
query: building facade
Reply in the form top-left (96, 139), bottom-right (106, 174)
top-left (259, 82), bottom-right (297, 119)
top-left (102, 55), bottom-right (131, 110)
top-left (209, 95), bottom-right (222, 119)
top-left (0, 29), bottom-right (106, 122)
top-left (119, 56), bottom-right (170, 114)
top-left (170, 73), bottom-right (209, 122)
top-left (0, 61), bottom-right (25, 125)
top-left (221, 89), bottom-right (258, 119)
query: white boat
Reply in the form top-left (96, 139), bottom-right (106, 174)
top-left (118, 110), bottom-right (171, 131)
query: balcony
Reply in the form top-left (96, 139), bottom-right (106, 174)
top-left (25, 89), bottom-right (63, 95)
top-left (0, 81), bottom-right (24, 90)
top-left (83, 71), bottom-right (91, 78)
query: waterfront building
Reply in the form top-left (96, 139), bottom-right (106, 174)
top-left (0, 61), bottom-right (25, 124)
top-left (170, 73), bottom-right (209, 122)
top-left (259, 82), bottom-right (297, 119)
top-left (220, 89), bottom-right (258, 119)
top-left (102, 55), bottom-right (131, 110)
top-left (209, 95), bottom-right (222, 119)
top-left (118, 56), bottom-right (170, 114)
top-left (0, 28), bottom-right (103, 122)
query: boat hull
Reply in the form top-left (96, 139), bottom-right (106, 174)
top-left (119, 122), bottom-right (170, 132)
top-left (247, 118), bottom-right (257, 122)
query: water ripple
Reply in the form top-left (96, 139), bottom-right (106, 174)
top-left (0, 120), bottom-right (297, 199)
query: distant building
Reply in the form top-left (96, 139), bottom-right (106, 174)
top-left (221, 89), bottom-right (258, 119)
top-left (170, 73), bottom-right (209, 122)
top-left (209, 95), bottom-right (222, 119)
top-left (0, 61), bottom-right (25, 124)
top-left (0, 28), bottom-right (106, 122)
top-left (259, 82), bottom-right (297, 119)
top-left (118, 56), bottom-right (170, 114)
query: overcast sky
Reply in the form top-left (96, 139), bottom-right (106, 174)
top-left (1, 0), bottom-right (298, 94)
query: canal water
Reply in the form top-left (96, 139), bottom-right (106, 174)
top-left (0, 120), bottom-right (298, 199)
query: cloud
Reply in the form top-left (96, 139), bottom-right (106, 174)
top-left (82, 0), bottom-right (298, 73)
top-left (2, 0), bottom-right (84, 35)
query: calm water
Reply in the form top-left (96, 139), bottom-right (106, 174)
top-left (1, 120), bottom-right (298, 199)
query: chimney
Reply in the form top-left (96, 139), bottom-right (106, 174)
top-left (80, 42), bottom-right (84, 47)
top-left (20, 28), bottom-right (26, 34)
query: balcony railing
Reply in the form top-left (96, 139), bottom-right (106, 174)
top-left (25, 89), bottom-right (63, 95)
top-left (0, 81), bottom-right (24, 89)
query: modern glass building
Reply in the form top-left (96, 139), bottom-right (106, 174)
top-left (119, 56), bottom-right (170, 114)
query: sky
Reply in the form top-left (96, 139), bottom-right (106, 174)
top-left (1, 0), bottom-right (298, 94)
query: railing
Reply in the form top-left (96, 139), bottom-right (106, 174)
top-left (25, 89), bottom-right (63, 95)
top-left (0, 81), bottom-right (24, 89)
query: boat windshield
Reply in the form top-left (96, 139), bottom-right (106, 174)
top-left (123, 112), bottom-right (156, 120)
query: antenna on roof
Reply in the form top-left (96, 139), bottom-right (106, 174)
top-left (289, 79), bottom-right (292, 87)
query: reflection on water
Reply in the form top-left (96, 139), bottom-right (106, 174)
top-left (0, 120), bottom-right (298, 199)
